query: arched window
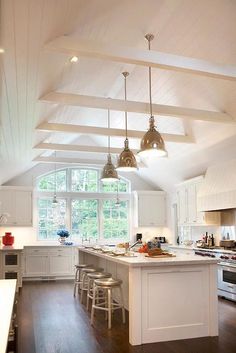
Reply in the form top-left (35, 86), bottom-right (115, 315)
top-left (37, 167), bottom-right (131, 241)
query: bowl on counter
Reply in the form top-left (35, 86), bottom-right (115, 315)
top-left (183, 240), bottom-right (194, 246)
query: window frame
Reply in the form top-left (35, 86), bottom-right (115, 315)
top-left (36, 167), bottom-right (131, 242)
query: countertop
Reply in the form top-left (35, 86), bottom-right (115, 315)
top-left (168, 244), bottom-right (236, 254)
top-left (0, 242), bottom-right (79, 250)
top-left (0, 245), bottom-right (24, 251)
top-left (0, 279), bottom-right (17, 353)
top-left (78, 247), bottom-right (218, 267)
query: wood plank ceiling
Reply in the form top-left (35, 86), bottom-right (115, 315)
top-left (0, 0), bottom-right (236, 190)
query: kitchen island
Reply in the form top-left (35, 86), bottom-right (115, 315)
top-left (0, 279), bottom-right (17, 353)
top-left (78, 247), bottom-right (218, 346)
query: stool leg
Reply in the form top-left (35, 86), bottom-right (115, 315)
top-left (119, 287), bottom-right (126, 324)
top-left (73, 268), bottom-right (79, 297)
top-left (108, 288), bottom-right (112, 329)
top-left (86, 278), bottom-right (91, 310)
top-left (91, 284), bottom-right (97, 326)
top-left (80, 273), bottom-right (86, 303)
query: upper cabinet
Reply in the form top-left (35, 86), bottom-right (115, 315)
top-left (0, 187), bottom-right (33, 226)
top-left (176, 177), bottom-right (220, 226)
top-left (133, 191), bottom-right (166, 227)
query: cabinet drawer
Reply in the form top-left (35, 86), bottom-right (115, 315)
top-left (49, 248), bottom-right (73, 256)
top-left (24, 248), bottom-right (48, 256)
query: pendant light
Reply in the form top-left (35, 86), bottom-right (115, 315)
top-left (52, 151), bottom-right (59, 208)
top-left (114, 181), bottom-right (121, 207)
top-left (138, 34), bottom-right (167, 158)
top-left (116, 72), bottom-right (137, 171)
top-left (101, 108), bottom-right (119, 182)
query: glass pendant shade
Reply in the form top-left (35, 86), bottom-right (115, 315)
top-left (116, 139), bottom-right (137, 171)
top-left (139, 116), bottom-right (167, 157)
top-left (101, 154), bottom-right (119, 182)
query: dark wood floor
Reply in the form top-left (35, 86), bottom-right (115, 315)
top-left (18, 280), bottom-right (236, 353)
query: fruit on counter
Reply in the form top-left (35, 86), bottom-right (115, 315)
top-left (138, 243), bottom-right (148, 253)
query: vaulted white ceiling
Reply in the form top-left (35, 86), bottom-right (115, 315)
top-left (1, 0), bottom-right (236, 191)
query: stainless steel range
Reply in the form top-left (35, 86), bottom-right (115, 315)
top-left (195, 248), bottom-right (236, 302)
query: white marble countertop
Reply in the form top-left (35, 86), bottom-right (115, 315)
top-left (0, 245), bottom-right (24, 251)
top-left (0, 280), bottom-right (17, 353)
top-left (169, 244), bottom-right (236, 254)
top-left (78, 247), bottom-right (218, 267)
top-left (0, 243), bottom-right (78, 250)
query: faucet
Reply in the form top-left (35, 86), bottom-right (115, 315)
top-left (128, 239), bottom-right (142, 251)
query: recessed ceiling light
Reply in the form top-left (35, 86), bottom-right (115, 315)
top-left (0, 48), bottom-right (5, 53)
top-left (70, 56), bottom-right (78, 63)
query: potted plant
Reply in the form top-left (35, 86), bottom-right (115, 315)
top-left (57, 229), bottom-right (70, 245)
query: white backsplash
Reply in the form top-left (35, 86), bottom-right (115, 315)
top-left (178, 226), bottom-right (221, 245)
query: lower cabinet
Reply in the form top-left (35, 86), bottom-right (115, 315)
top-left (23, 247), bottom-right (76, 279)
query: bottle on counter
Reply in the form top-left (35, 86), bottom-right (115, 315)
top-left (211, 234), bottom-right (215, 247)
top-left (205, 232), bottom-right (208, 245)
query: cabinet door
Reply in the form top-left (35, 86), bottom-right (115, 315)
top-left (195, 182), bottom-right (206, 224)
top-left (49, 255), bottom-right (73, 276)
top-left (138, 193), bottom-right (166, 227)
top-left (177, 188), bottom-right (187, 225)
top-left (15, 191), bottom-right (32, 225)
top-left (0, 190), bottom-right (15, 224)
top-left (186, 184), bottom-right (197, 223)
top-left (0, 189), bottom-right (32, 226)
top-left (24, 255), bottom-right (48, 276)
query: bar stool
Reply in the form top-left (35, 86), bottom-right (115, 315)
top-left (73, 264), bottom-right (93, 297)
top-left (91, 277), bottom-right (126, 329)
top-left (80, 267), bottom-right (104, 304)
top-left (86, 272), bottom-right (112, 310)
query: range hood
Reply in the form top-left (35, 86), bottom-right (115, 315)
top-left (198, 159), bottom-right (236, 213)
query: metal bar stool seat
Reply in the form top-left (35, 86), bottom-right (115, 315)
top-left (80, 267), bottom-right (104, 304)
top-left (73, 264), bottom-right (93, 297)
top-left (86, 272), bottom-right (112, 310)
top-left (91, 277), bottom-right (126, 329)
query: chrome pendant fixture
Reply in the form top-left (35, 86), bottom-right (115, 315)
top-left (116, 72), bottom-right (137, 171)
top-left (52, 151), bottom-right (59, 208)
top-left (101, 109), bottom-right (119, 182)
top-left (138, 34), bottom-right (167, 158)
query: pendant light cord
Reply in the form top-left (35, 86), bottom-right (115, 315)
top-left (145, 34), bottom-right (155, 128)
top-left (124, 74), bottom-right (128, 139)
top-left (122, 71), bottom-right (129, 140)
top-left (54, 151), bottom-right (57, 197)
top-left (108, 108), bottom-right (111, 155)
top-left (148, 40), bottom-right (153, 118)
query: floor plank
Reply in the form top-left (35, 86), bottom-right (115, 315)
top-left (18, 280), bottom-right (236, 353)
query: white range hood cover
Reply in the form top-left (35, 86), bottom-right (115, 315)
top-left (198, 159), bottom-right (236, 212)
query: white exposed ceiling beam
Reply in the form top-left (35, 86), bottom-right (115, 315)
top-left (33, 156), bottom-right (147, 168)
top-left (34, 142), bottom-right (139, 154)
top-left (40, 92), bottom-right (235, 124)
top-left (33, 156), bottom-right (105, 165)
top-left (36, 122), bottom-right (195, 144)
top-left (45, 36), bottom-right (236, 81)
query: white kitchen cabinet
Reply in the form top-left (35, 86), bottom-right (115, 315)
top-left (133, 191), bottom-right (166, 227)
top-left (176, 177), bottom-right (220, 226)
top-left (23, 247), bottom-right (75, 279)
top-left (0, 187), bottom-right (32, 226)
top-left (24, 249), bottom-right (48, 277)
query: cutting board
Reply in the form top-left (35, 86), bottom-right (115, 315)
top-left (145, 253), bottom-right (176, 258)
